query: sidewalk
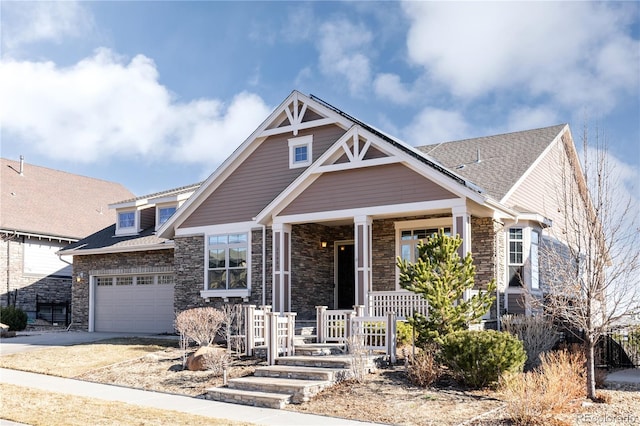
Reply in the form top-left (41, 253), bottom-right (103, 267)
top-left (0, 368), bottom-right (385, 426)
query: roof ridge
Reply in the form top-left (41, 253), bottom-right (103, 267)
top-left (418, 123), bottom-right (567, 150)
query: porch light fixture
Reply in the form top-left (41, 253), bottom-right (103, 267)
top-left (76, 272), bottom-right (84, 283)
top-left (321, 241), bottom-right (327, 248)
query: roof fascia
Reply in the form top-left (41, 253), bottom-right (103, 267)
top-left (1, 229), bottom-right (77, 244)
top-left (58, 241), bottom-right (174, 256)
top-left (255, 125), bottom-right (490, 224)
top-left (500, 124), bottom-right (568, 203)
top-left (157, 90), bottom-right (355, 238)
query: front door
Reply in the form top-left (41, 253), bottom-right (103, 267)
top-left (336, 243), bottom-right (355, 309)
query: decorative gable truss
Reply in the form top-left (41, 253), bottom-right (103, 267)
top-left (315, 126), bottom-right (401, 173)
top-left (260, 92), bottom-right (340, 138)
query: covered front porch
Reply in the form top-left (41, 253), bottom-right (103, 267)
top-left (268, 203), bottom-right (476, 320)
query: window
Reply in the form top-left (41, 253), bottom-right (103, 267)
top-left (96, 277), bottom-right (113, 286)
top-left (158, 206), bottom-right (176, 225)
top-left (158, 274), bottom-right (174, 285)
top-left (399, 227), bottom-right (452, 263)
top-left (508, 228), bottom-right (524, 287)
top-left (288, 135), bottom-right (312, 168)
top-left (207, 233), bottom-right (248, 291)
top-left (116, 276), bottom-right (133, 286)
top-left (136, 275), bottom-right (154, 285)
top-left (118, 211), bottom-right (135, 229)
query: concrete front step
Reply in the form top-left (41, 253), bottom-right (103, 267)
top-left (255, 364), bottom-right (351, 382)
top-left (276, 355), bottom-right (355, 369)
top-left (204, 387), bottom-right (291, 409)
top-left (294, 343), bottom-right (345, 356)
top-left (227, 376), bottom-right (331, 403)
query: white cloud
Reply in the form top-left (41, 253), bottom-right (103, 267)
top-left (0, 49), bottom-right (271, 166)
top-left (373, 73), bottom-right (415, 105)
top-left (401, 1), bottom-right (639, 112)
top-left (1, 1), bottom-right (93, 50)
top-left (507, 106), bottom-right (561, 133)
top-left (317, 19), bottom-right (373, 95)
top-left (403, 108), bottom-right (470, 146)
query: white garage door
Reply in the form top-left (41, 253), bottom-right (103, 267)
top-left (94, 274), bottom-right (175, 333)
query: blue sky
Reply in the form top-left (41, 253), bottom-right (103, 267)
top-left (1, 1), bottom-right (638, 200)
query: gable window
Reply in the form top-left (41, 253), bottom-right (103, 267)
top-left (288, 135), bottom-right (312, 168)
top-left (158, 206), bottom-right (176, 225)
top-left (508, 228), bottom-right (524, 287)
top-left (207, 233), bottom-right (248, 291)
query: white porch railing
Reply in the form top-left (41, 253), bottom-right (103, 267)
top-left (316, 305), bottom-right (396, 363)
top-left (368, 290), bottom-right (429, 320)
top-left (265, 311), bottom-right (296, 365)
top-left (244, 304), bottom-right (271, 356)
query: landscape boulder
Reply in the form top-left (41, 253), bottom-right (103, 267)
top-left (186, 345), bottom-right (226, 371)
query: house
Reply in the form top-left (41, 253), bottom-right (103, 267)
top-left (61, 90), bottom-right (586, 334)
top-left (0, 157), bottom-right (133, 325)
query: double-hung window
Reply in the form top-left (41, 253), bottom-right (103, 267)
top-left (207, 233), bottom-right (248, 290)
top-left (118, 211), bottom-right (135, 229)
top-left (508, 228), bottom-right (524, 287)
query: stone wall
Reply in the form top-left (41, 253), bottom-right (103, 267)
top-left (0, 236), bottom-right (72, 319)
top-left (72, 249), bottom-right (174, 330)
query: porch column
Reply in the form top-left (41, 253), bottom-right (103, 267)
top-left (354, 215), bottom-right (372, 310)
top-left (453, 206), bottom-right (472, 302)
top-left (452, 206), bottom-right (471, 257)
top-left (272, 223), bottom-right (291, 314)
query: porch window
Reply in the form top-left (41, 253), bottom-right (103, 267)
top-left (207, 233), bottom-right (248, 291)
top-left (508, 228), bottom-right (524, 287)
top-left (399, 227), bottom-right (452, 262)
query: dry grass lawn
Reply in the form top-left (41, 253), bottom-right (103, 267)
top-left (0, 337), bottom-right (177, 376)
top-left (1, 337), bottom-right (638, 425)
top-left (0, 383), bottom-right (252, 426)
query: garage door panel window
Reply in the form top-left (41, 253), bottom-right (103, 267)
top-left (136, 275), bottom-right (154, 285)
top-left (116, 276), bottom-right (133, 286)
top-left (207, 233), bottom-right (248, 291)
top-left (96, 277), bottom-right (113, 286)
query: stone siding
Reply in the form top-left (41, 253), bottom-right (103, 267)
top-left (0, 236), bottom-right (72, 320)
top-left (72, 249), bottom-right (174, 330)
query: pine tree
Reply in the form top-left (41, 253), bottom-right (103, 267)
top-left (396, 229), bottom-right (496, 345)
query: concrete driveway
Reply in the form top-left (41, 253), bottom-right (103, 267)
top-left (0, 331), bottom-right (166, 356)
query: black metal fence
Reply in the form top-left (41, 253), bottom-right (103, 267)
top-left (561, 327), bottom-right (640, 368)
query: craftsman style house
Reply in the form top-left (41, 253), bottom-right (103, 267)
top-left (61, 91), bottom-right (585, 334)
top-left (1, 157), bottom-right (133, 325)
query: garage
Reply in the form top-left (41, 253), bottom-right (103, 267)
top-left (93, 274), bottom-right (175, 334)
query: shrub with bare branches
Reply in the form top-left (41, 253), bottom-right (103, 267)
top-left (347, 335), bottom-right (369, 383)
top-left (500, 349), bottom-right (586, 425)
top-left (175, 307), bottom-right (225, 347)
top-left (406, 345), bottom-right (442, 387)
top-left (502, 314), bottom-right (560, 370)
top-left (202, 349), bottom-right (230, 376)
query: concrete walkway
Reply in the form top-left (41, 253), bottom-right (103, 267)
top-left (0, 330), bottom-right (173, 355)
top-left (0, 368), bottom-right (384, 426)
top-left (604, 368), bottom-right (640, 389)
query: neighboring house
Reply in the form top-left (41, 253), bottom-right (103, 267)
top-left (61, 91), bottom-right (587, 334)
top-left (0, 157), bottom-right (133, 325)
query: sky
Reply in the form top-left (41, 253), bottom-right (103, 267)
top-left (1, 1), bottom-right (638, 201)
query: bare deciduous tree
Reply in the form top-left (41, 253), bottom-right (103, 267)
top-left (538, 125), bottom-right (640, 400)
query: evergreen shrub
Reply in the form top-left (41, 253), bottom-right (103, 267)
top-left (0, 306), bottom-right (28, 331)
top-left (441, 329), bottom-right (526, 388)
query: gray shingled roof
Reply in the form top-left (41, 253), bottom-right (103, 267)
top-left (417, 124), bottom-right (567, 201)
top-left (1, 158), bottom-right (134, 240)
top-left (61, 224), bottom-right (171, 253)
top-left (113, 182), bottom-right (203, 205)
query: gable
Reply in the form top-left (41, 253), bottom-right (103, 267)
top-left (279, 163), bottom-right (457, 216)
top-left (179, 124), bottom-right (347, 228)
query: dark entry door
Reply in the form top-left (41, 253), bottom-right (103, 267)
top-left (337, 244), bottom-right (355, 309)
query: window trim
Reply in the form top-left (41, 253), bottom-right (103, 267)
top-left (508, 227), bottom-right (524, 287)
top-left (288, 135), bottom-right (312, 168)
top-left (394, 218), bottom-right (452, 290)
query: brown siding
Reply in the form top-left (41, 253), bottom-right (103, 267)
top-left (281, 163), bottom-right (456, 216)
top-left (181, 125), bottom-right (346, 228)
